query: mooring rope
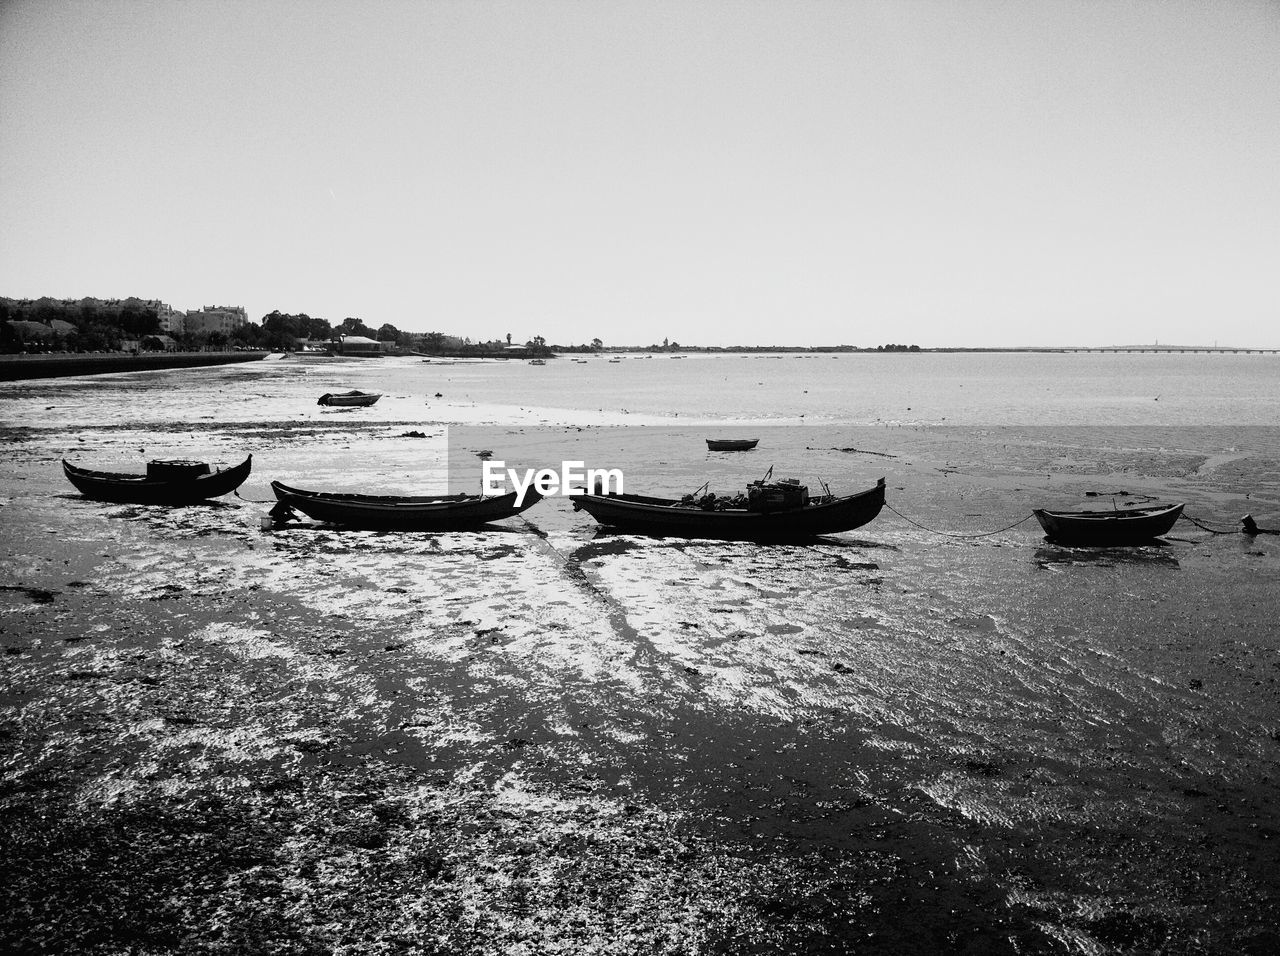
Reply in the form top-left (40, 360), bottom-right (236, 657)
top-left (234, 489), bottom-right (277, 504)
top-left (1177, 512), bottom-right (1280, 535)
top-left (1177, 513), bottom-right (1238, 535)
top-left (884, 502), bottom-right (1037, 538)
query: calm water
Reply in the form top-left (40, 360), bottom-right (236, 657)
top-left (8, 350), bottom-right (1279, 431)
top-left (409, 351), bottom-right (1280, 426)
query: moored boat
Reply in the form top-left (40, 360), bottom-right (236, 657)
top-left (270, 481), bottom-right (543, 530)
top-left (317, 390), bottom-right (381, 407)
top-left (1033, 503), bottom-right (1185, 545)
top-left (706, 438), bottom-right (759, 451)
top-left (573, 477), bottom-right (885, 540)
top-left (63, 455), bottom-right (253, 505)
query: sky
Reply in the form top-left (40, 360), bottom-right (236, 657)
top-left (1, 0), bottom-right (1276, 348)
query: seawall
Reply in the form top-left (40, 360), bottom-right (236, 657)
top-left (0, 350), bottom-right (271, 381)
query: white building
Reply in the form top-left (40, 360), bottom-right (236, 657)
top-left (158, 304), bottom-right (185, 334)
top-left (185, 305), bottom-right (248, 336)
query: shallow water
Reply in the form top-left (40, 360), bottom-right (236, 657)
top-left (2, 355), bottom-right (1278, 954)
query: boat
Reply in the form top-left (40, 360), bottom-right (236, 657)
top-left (706, 438), bottom-right (759, 451)
top-left (317, 390), bottom-right (381, 407)
top-left (1033, 503), bottom-right (1185, 545)
top-left (270, 481), bottom-right (544, 530)
top-left (529, 359), bottom-right (546, 366)
top-left (63, 455), bottom-right (253, 505)
top-left (572, 477), bottom-right (885, 540)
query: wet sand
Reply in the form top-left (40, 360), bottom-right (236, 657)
top-left (2, 374), bottom-right (1279, 953)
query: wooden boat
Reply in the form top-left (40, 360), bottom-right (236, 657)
top-left (1033, 503), bottom-right (1185, 545)
top-left (706, 438), bottom-right (759, 451)
top-left (317, 390), bottom-right (381, 407)
top-left (572, 478), bottom-right (885, 540)
top-left (63, 455), bottom-right (253, 505)
top-left (270, 481), bottom-right (543, 530)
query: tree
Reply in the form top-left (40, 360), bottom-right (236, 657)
top-left (301, 316), bottom-right (332, 340)
top-left (340, 317), bottom-right (373, 338)
top-left (591, 337), bottom-right (603, 350)
top-left (262, 311), bottom-right (301, 350)
top-left (506, 332), bottom-right (512, 344)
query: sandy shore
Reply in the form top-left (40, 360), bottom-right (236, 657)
top-left (2, 375), bottom-right (1279, 953)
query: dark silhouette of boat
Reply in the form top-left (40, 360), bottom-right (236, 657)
top-left (317, 390), bottom-right (381, 407)
top-left (706, 438), bottom-right (759, 451)
top-left (63, 455), bottom-right (253, 505)
top-left (269, 481), bottom-right (543, 530)
top-left (1033, 503), bottom-right (1184, 545)
top-left (572, 478), bottom-right (885, 540)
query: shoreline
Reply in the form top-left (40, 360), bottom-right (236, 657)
top-left (0, 350), bottom-right (272, 381)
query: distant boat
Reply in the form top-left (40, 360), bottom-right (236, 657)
top-left (270, 481), bottom-right (543, 530)
top-left (317, 390), bottom-right (381, 407)
top-left (573, 478), bottom-right (885, 541)
top-left (706, 438), bottom-right (759, 451)
top-left (529, 358), bottom-right (546, 366)
top-left (63, 455), bottom-right (253, 505)
top-left (1033, 503), bottom-right (1184, 545)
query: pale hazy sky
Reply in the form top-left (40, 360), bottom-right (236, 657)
top-left (1, 0), bottom-right (1276, 347)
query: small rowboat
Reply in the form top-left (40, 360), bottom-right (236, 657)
top-left (63, 455), bottom-right (253, 505)
top-left (1033, 503), bottom-right (1185, 545)
top-left (706, 438), bottom-right (759, 451)
top-left (573, 478), bottom-right (885, 540)
top-left (318, 390), bottom-right (381, 407)
top-left (270, 481), bottom-right (543, 530)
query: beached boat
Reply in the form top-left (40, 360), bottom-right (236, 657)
top-left (1033, 503), bottom-right (1185, 545)
top-left (317, 390), bottom-right (381, 407)
top-left (706, 438), bottom-right (759, 451)
top-left (270, 481), bottom-right (543, 530)
top-left (63, 455), bottom-right (253, 505)
top-left (573, 478), bottom-right (885, 540)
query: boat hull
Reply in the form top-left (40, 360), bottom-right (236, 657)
top-left (574, 478), bottom-right (885, 540)
top-left (1033, 504), bottom-right (1184, 545)
top-left (271, 481), bottom-right (542, 529)
top-left (317, 391), bottom-right (381, 407)
top-left (706, 439), bottom-right (759, 451)
top-left (63, 456), bottom-right (253, 505)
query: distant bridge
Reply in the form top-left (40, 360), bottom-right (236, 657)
top-left (930, 347), bottom-right (1279, 355)
top-left (1063, 347), bottom-right (1278, 354)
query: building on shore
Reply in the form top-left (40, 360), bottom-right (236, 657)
top-left (184, 305), bottom-right (248, 337)
top-left (158, 304), bottom-right (186, 334)
top-left (328, 334), bottom-right (384, 357)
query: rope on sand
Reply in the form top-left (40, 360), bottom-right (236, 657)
top-left (884, 503), bottom-right (1037, 538)
top-left (234, 489), bottom-right (277, 504)
top-left (1178, 513), bottom-right (1238, 535)
top-left (1180, 513), bottom-right (1279, 536)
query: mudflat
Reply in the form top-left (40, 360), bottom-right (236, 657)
top-left (2, 368), bottom-right (1279, 954)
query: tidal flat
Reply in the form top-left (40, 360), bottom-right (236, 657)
top-left (2, 361), bottom-right (1279, 954)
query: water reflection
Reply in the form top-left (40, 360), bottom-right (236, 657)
top-left (1033, 542), bottom-right (1180, 569)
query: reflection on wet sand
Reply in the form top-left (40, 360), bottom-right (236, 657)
top-left (1033, 542), bottom-right (1182, 569)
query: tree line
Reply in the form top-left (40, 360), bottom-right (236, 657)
top-left (0, 298), bottom-right (417, 354)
